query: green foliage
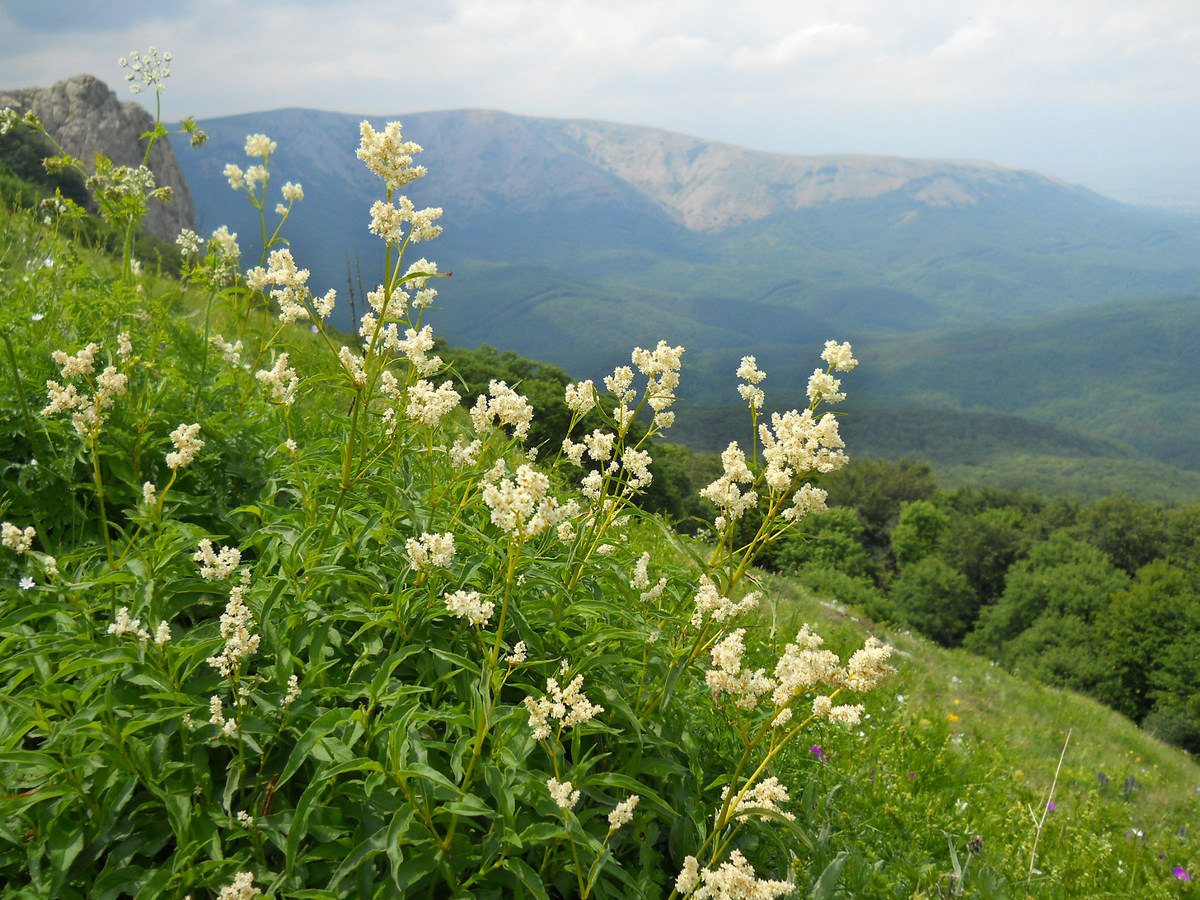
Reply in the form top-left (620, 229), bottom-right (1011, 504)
top-left (891, 557), bottom-right (978, 647)
top-left (892, 499), bottom-right (948, 568)
top-left (938, 506), bottom-right (1027, 603)
top-left (768, 507), bottom-right (872, 580)
top-left (0, 127), bottom-right (90, 206)
top-left (0, 122), bottom-right (896, 899)
top-left (1074, 494), bottom-right (1171, 575)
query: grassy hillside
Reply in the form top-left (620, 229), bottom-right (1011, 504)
top-left (5, 82), bottom-right (1199, 895)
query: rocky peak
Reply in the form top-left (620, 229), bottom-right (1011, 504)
top-left (0, 74), bottom-right (194, 242)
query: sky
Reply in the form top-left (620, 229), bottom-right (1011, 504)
top-left (2, 0), bottom-right (1198, 208)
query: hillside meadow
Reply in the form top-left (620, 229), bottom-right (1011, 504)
top-left (2, 72), bottom-right (1199, 898)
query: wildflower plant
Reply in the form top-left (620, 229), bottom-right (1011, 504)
top-left (0, 52), bottom-right (900, 899)
top-left (2, 47), bottom-right (205, 283)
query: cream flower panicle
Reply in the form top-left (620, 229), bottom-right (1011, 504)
top-left (706, 628), bottom-right (775, 710)
top-left (206, 570), bottom-right (260, 677)
top-left (547, 777), bottom-right (581, 811)
top-left (444, 589), bottom-right (494, 626)
top-left (821, 339), bottom-right (858, 372)
top-left (608, 794), bottom-right (639, 830)
top-left (166, 423), bottom-right (203, 469)
top-left (523, 674), bottom-right (604, 740)
top-left (356, 120), bottom-right (427, 191)
top-left (677, 849), bottom-right (793, 899)
top-left (194, 540), bottom-right (241, 580)
top-left (406, 532), bottom-right (456, 570)
top-left (1, 522), bottom-right (35, 554)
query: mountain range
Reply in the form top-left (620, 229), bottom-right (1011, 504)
top-left (170, 107), bottom-right (1200, 495)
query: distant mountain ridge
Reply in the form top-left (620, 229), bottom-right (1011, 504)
top-left (170, 105), bottom-right (1200, 495)
top-left (528, 116), bottom-right (1090, 231)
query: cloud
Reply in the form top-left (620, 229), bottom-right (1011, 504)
top-left (0, 0), bottom-right (1197, 204)
top-left (730, 22), bottom-right (871, 69)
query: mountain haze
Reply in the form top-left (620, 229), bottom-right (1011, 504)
top-left (172, 106), bottom-right (1200, 494)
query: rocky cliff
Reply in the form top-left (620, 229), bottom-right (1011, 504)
top-left (0, 74), bottom-right (194, 242)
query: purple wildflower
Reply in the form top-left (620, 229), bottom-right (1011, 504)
top-left (810, 745), bottom-right (826, 763)
top-left (1173, 866), bottom-right (1191, 882)
top-left (1046, 802), bottom-right (1056, 811)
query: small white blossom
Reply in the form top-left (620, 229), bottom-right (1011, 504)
top-left (166, 423), bottom-right (204, 469)
top-left (608, 794), bottom-right (639, 830)
top-left (506, 641), bottom-right (527, 665)
top-left (444, 589), bottom-right (494, 626)
top-left (406, 532), bottom-right (456, 570)
top-left (283, 674), bottom-right (302, 708)
top-left (216, 871), bottom-right (261, 900)
top-left (547, 777), bottom-right (581, 811)
top-left (2, 522), bottom-right (35, 554)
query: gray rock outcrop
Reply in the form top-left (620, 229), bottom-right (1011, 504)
top-left (0, 74), bottom-right (195, 242)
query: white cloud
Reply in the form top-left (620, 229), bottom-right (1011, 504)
top-left (730, 22), bottom-right (871, 69)
top-left (1, 0), bottom-right (1197, 204)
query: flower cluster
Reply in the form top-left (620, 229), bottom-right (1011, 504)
top-left (1, 522), bottom-right (35, 555)
top-left (406, 532), bottom-right (456, 570)
top-left (700, 442), bottom-right (759, 527)
top-left (255, 352), bottom-right (299, 405)
top-left (194, 540), bottom-right (241, 580)
top-left (631, 339), bottom-right (684, 429)
top-left (356, 120), bottom-right (427, 191)
top-left (368, 196), bottom-right (443, 245)
top-left (547, 777), bottom-right (581, 811)
top-left (215, 871), bottom-right (261, 900)
top-left (444, 589), bottom-right (494, 626)
top-left (107, 607), bottom-right (150, 641)
top-left (706, 629), bottom-right (774, 710)
top-left (564, 379), bottom-right (596, 415)
top-left (119, 47), bottom-right (170, 95)
top-left (166, 423), bottom-right (204, 469)
top-left (690, 576), bottom-right (761, 628)
top-left (246, 248), bottom-right (335, 323)
top-left (471, 380), bottom-right (534, 441)
top-left (523, 674), bottom-right (604, 741)
top-left (482, 464), bottom-right (570, 538)
top-left (737, 356), bottom-right (766, 408)
top-left (675, 850), bottom-right (793, 899)
top-left (406, 379), bottom-right (461, 427)
top-left (206, 570), bottom-right (260, 677)
top-left (42, 341), bottom-right (129, 437)
top-left (720, 776), bottom-right (794, 822)
top-left (608, 794), bottom-right (640, 831)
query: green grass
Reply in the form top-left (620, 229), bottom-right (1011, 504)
top-left (3, 146), bottom-right (1198, 899)
top-left (763, 575), bottom-right (1200, 898)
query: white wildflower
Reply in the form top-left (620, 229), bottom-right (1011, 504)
top-left (608, 794), bottom-right (639, 830)
top-left (166, 423), bottom-right (204, 469)
top-left (506, 641), bottom-right (527, 665)
top-left (193, 540), bottom-right (241, 580)
top-left (547, 777), bottom-right (581, 811)
top-left (444, 589), bottom-right (494, 627)
top-left (244, 133), bottom-right (277, 159)
top-left (283, 674), bottom-right (301, 708)
top-left (721, 776), bottom-right (795, 822)
top-left (821, 340), bottom-right (858, 372)
top-left (406, 532), bottom-right (456, 570)
top-left (2, 522), bottom-right (35, 554)
top-left (216, 871), bottom-right (261, 900)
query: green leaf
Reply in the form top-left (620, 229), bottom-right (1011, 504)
top-left (277, 706), bottom-right (354, 787)
top-left (810, 850), bottom-right (849, 900)
top-left (502, 857), bottom-right (551, 900)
